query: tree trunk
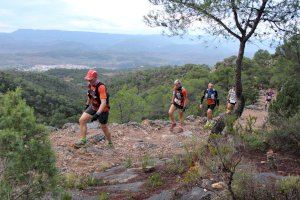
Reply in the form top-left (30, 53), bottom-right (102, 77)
top-left (234, 40), bottom-right (246, 117)
top-left (211, 40), bottom-right (246, 134)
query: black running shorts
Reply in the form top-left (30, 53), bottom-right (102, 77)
top-left (85, 106), bottom-right (109, 124)
top-left (173, 102), bottom-right (184, 110)
top-left (207, 104), bottom-right (216, 110)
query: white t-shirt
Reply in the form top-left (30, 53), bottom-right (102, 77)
top-left (228, 89), bottom-right (236, 103)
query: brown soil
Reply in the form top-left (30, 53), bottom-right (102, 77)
top-left (243, 150), bottom-right (300, 176)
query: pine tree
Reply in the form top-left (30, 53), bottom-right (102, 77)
top-left (0, 88), bottom-right (57, 200)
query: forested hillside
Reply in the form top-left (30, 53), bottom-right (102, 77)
top-left (0, 35), bottom-right (298, 126)
top-left (0, 71), bottom-right (83, 127)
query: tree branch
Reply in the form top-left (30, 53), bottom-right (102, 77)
top-left (245, 0), bottom-right (268, 41)
top-left (180, 1), bottom-right (242, 39)
top-left (244, 1), bottom-right (255, 31)
top-left (230, 0), bottom-right (245, 35)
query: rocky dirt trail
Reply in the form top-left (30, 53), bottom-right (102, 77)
top-left (50, 117), bottom-right (208, 176)
top-left (50, 117), bottom-right (214, 199)
top-left (49, 90), bottom-right (300, 199)
top-left (239, 90), bottom-right (270, 129)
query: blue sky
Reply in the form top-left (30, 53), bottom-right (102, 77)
top-left (0, 0), bottom-right (161, 34)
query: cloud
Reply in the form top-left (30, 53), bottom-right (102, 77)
top-left (0, 8), bottom-right (14, 16)
top-left (0, 0), bottom-right (161, 34)
top-left (61, 0), bottom-right (160, 33)
top-left (0, 22), bottom-right (14, 32)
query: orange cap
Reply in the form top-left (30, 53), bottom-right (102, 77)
top-left (85, 69), bottom-right (98, 80)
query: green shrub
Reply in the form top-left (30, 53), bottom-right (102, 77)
top-left (167, 155), bottom-right (185, 174)
top-left (141, 154), bottom-right (155, 170)
top-left (147, 172), bottom-right (163, 188)
top-left (61, 191), bottom-right (72, 200)
top-left (269, 79), bottom-right (300, 125)
top-left (241, 132), bottom-right (267, 152)
top-left (276, 176), bottom-right (300, 199)
top-left (99, 192), bottom-right (109, 200)
top-left (62, 173), bottom-right (103, 190)
top-left (266, 112), bottom-right (300, 155)
top-left (123, 156), bottom-right (132, 168)
top-left (233, 172), bottom-right (300, 200)
top-left (232, 172), bottom-right (275, 199)
top-left (63, 173), bottom-right (78, 189)
top-left (245, 115), bottom-right (257, 133)
top-left (0, 89), bottom-right (57, 199)
top-left (183, 163), bottom-right (207, 185)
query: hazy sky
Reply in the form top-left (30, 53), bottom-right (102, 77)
top-left (0, 0), bottom-right (161, 34)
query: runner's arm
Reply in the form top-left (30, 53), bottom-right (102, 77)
top-left (171, 91), bottom-right (175, 104)
top-left (97, 99), bottom-right (107, 114)
top-left (96, 85), bottom-right (108, 114)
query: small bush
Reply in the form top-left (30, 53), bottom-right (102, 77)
top-left (99, 192), bottom-right (109, 200)
top-left (62, 173), bottom-right (103, 190)
top-left (141, 153), bottom-right (155, 170)
top-left (241, 132), bottom-right (267, 152)
top-left (232, 172), bottom-right (276, 199)
top-left (183, 138), bottom-right (207, 167)
top-left (225, 115), bottom-right (238, 134)
top-left (245, 115), bottom-right (257, 133)
top-left (86, 176), bottom-right (104, 187)
top-left (123, 156), bottom-right (132, 168)
top-left (147, 172), bottom-right (163, 188)
top-left (61, 191), bottom-right (72, 200)
top-left (233, 172), bottom-right (300, 200)
top-left (183, 162), bottom-right (207, 185)
top-left (63, 173), bottom-right (78, 189)
top-left (276, 176), bottom-right (300, 199)
top-left (167, 155), bottom-right (185, 174)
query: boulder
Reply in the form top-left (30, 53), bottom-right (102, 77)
top-left (186, 115), bottom-right (195, 122)
top-left (211, 181), bottom-right (226, 189)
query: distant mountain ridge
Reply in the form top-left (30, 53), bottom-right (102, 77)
top-left (0, 29), bottom-right (273, 69)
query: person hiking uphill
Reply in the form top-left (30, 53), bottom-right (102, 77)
top-left (74, 69), bottom-right (112, 148)
top-left (226, 85), bottom-right (237, 114)
top-left (265, 88), bottom-right (274, 110)
top-left (199, 83), bottom-right (219, 127)
top-left (169, 79), bottom-right (188, 132)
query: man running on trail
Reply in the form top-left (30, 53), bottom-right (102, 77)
top-left (265, 88), bottom-right (274, 110)
top-left (199, 83), bottom-right (219, 127)
top-left (74, 69), bottom-right (112, 148)
top-left (169, 79), bottom-right (188, 132)
top-left (226, 85), bottom-right (237, 114)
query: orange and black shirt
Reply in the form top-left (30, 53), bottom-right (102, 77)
top-left (87, 81), bottom-right (110, 112)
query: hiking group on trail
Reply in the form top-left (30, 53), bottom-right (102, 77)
top-left (74, 69), bottom-right (273, 148)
